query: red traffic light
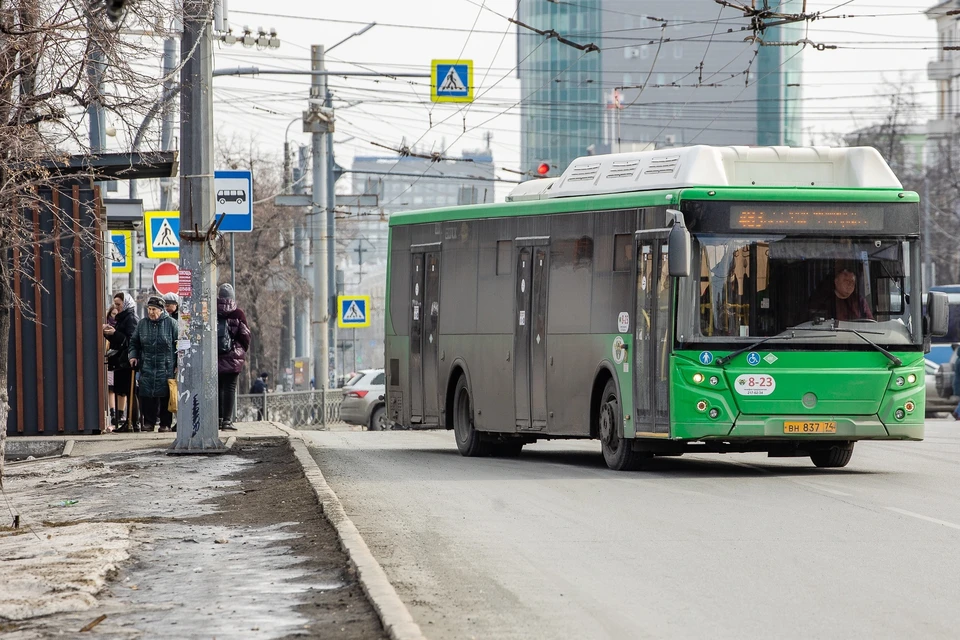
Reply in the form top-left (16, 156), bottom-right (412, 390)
top-left (536, 162), bottom-right (550, 176)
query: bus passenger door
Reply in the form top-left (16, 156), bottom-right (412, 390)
top-left (635, 233), bottom-right (671, 434)
top-left (422, 252), bottom-right (441, 424)
top-left (410, 253), bottom-right (425, 423)
top-left (409, 246), bottom-right (442, 425)
top-left (514, 238), bottom-right (550, 431)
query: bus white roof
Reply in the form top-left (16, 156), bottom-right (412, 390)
top-left (506, 145), bottom-right (903, 202)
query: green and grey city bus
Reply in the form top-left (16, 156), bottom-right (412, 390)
top-left (384, 145), bottom-right (949, 470)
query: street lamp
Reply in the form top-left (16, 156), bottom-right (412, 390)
top-left (327, 22), bottom-right (377, 53)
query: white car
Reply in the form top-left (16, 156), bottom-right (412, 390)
top-left (339, 369), bottom-right (387, 430)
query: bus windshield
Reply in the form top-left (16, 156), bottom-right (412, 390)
top-left (677, 235), bottom-right (921, 347)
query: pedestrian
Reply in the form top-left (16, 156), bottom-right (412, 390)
top-left (129, 295), bottom-right (178, 433)
top-left (249, 372), bottom-right (269, 421)
top-left (103, 292), bottom-right (139, 431)
top-left (217, 283), bottom-right (251, 431)
top-left (104, 305), bottom-right (119, 430)
top-left (162, 292), bottom-right (181, 433)
top-left (163, 292), bottom-right (180, 321)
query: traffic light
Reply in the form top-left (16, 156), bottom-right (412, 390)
top-left (536, 162), bottom-right (550, 176)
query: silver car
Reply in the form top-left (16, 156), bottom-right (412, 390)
top-left (929, 343), bottom-right (959, 418)
top-left (339, 369), bottom-right (387, 430)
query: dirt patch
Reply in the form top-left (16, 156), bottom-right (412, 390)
top-left (193, 439), bottom-right (388, 640)
top-left (1, 438), bottom-right (389, 640)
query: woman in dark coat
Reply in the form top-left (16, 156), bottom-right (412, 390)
top-left (103, 292), bottom-right (138, 428)
top-left (130, 295), bottom-right (178, 432)
top-left (216, 283), bottom-right (251, 431)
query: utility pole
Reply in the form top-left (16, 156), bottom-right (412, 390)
top-left (325, 82), bottom-right (338, 385)
top-left (294, 145), bottom-right (310, 363)
top-left (923, 173), bottom-right (932, 292)
top-left (159, 36), bottom-right (178, 211)
top-left (172, 0), bottom-right (225, 453)
top-left (309, 45), bottom-right (331, 390)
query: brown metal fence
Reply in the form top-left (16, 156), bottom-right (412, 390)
top-left (7, 182), bottom-right (106, 435)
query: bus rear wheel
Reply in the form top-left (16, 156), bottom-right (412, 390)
top-left (810, 442), bottom-right (854, 468)
top-left (453, 376), bottom-right (488, 456)
top-left (598, 379), bottom-right (645, 471)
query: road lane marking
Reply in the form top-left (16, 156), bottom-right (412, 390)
top-left (885, 507), bottom-right (960, 531)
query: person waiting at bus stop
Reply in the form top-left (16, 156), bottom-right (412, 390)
top-left (129, 295), bottom-right (178, 433)
top-left (808, 261), bottom-right (873, 322)
top-left (217, 283), bottom-right (251, 431)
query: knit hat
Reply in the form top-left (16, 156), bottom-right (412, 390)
top-left (218, 283), bottom-right (235, 300)
top-left (147, 295), bottom-right (164, 310)
top-left (162, 292), bottom-right (179, 306)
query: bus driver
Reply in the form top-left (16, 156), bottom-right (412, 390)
top-left (809, 262), bottom-right (873, 322)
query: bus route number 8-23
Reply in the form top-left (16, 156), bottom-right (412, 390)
top-left (733, 374), bottom-right (776, 396)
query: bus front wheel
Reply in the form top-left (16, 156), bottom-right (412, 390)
top-left (599, 379), bottom-right (646, 471)
top-left (453, 376), bottom-right (488, 457)
top-left (810, 442), bottom-right (854, 468)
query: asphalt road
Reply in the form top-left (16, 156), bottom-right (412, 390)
top-left (304, 420), bottom-right (960, 640)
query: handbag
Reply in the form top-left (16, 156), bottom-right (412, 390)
top-left (105, 348), bottom-right (121, 371)
top-left (167, 379), bottom-right (178, 413)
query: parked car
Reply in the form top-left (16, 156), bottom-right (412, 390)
top-left (928, 342), bottom-right (958, 418)
top-left (339, 369), bottom-right (387, 430)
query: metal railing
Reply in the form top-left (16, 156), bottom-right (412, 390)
top-left (237, 388), bottom-right (344, 429)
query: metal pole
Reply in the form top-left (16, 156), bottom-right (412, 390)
top-left (160, 36), bottom-right (178, 211)
top-left (172, 0), bottom-right (225, 453)
top-left (923, 174), bottom-right (932, 292)
top-left (326, 83), bottom-right (338, 385)
top-left (311, 45), bottom-right (330, 391)
top-left (231, 234), bottom-right (236, 291)
top-left (283, 139), bottom-right (295, 371)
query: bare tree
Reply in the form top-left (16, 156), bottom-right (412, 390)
top-left (0, 0), bottom-right (174, 482)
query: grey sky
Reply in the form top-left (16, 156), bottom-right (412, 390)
top-left (209, 0), bottom-right (935, 197)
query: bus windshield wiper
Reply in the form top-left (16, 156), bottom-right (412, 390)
top-left (715, 328), bottom-right (829, 367)
top-left (786, 326), bottom-right (903, 367)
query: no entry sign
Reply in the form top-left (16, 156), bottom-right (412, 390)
top-left (153, 261), bottom-right (179, 296)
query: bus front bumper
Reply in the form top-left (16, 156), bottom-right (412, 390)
top-left (670, 416), bottom-right (923, 441)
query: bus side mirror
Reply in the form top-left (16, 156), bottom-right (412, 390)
top-left (927, 291), bottom-right (949, 337)
top-left (666, 209), bottom-right (691, 277)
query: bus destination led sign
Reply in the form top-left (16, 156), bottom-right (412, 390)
top-left (729, 204), bottom-right (884, 231)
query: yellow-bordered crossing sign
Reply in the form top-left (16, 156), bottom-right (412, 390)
top-left (338, 295), bottom-right (371, 328)
top-left (431, 60), bottom-right (473, 103)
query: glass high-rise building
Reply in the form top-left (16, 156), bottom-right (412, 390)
top-left (517, 0), bottom-right (804, 175)
top-left (518, 0), bottom-right (604, 178)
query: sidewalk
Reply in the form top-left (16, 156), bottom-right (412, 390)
top-left (0, 423), bottom-right (388, 639)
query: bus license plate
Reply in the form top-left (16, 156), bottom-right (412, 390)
top-left (784, 421), bottom-right (837, 434)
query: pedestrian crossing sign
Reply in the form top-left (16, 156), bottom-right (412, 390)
top-left (338, 295), bottom-right (371, 328)
top-left (144, 210), bottom-right (180, 259)
top-left (431, 60), bottom-right (473, 103)
top-left (110, 230), bottom-right (132, 274)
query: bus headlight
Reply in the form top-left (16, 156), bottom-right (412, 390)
top-left (692, 373), bottom-right (704, 384)
top-left (895, 376), bottom-right (905, 387)
top-left (709, 376), bottom-right (719, 386)
top-left (895, 408), bottom-right (906, 420)
top-left (905, 401), bottom-right (915, 413)
top-left (696, 400), bottom-right (707, 412)
top-left (708, 408), bottom-right (719, 419)
top-left (906, 374), bottom-right (916, 384)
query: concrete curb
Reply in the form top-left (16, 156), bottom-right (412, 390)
top-left (274, 423), bottom-right (426, 640)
